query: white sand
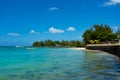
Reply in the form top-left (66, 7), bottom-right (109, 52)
top-left (69, 47), bottom-right (86, 50)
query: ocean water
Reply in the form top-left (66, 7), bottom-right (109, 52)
top-left (0, 47), bottom-right (120, 80)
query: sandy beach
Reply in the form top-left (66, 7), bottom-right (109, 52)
top-left (69, 47), bottom-right (86, 50)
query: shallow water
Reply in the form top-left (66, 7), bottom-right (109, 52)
top-left (0, 47), bottom-right (120, 80)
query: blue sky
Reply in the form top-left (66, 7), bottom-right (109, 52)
top-left (0, 0), bottom-right (120, 46)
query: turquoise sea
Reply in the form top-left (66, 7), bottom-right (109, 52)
top-left (0, 47), bottom-right (120, 80)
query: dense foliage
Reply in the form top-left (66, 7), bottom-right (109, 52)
top-left (82, 24), bottom-right (117, 44)
top-left (33, 40), bottom-right (85, 47)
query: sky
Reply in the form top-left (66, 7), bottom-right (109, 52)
top-left (0, 0), bottom-right (120, 46)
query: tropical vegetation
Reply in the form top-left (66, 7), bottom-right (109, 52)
top-left (33, 40), bottom-right (85, 47)
top-left (82, 24), bottom-right (117, 44)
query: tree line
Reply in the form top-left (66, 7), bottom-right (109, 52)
top-left (33, 40), bottom-right (85, 47)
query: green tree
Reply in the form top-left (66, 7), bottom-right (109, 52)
top-left (82, 24), bottom-right (117, 44)
top-left (32, 41), bottom-right (40, 47)
top-left (89, 40), bottom-right (95, 44)
top-left (82, 28), bottom-right (93, 43)
top-left (94, 40), bottom-right (99, 44)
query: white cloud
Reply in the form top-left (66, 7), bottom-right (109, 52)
top-left (49, 6), bottom-right (58, 11)
top-left (30, 30), bottom-right (39, 34)
top-left (66, 27), bottom-right (76, 31)
top-left (8, 33), bottom-right (21, 36)
top-left (49, 27), bottom-right (64, 34)
top-left (103, 0), bottom-right (120, 6)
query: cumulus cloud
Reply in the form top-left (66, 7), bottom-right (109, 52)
top-left (103, 0), bottom-right (120, 6)
top-left (49, 6), bottom-right (58, 11)
top-left (30, 30), bottom-right (39, 34)
top-left (8, 33), bottom-right (21, 36)
top-left (66, 27), bottom-right (76, 31)
top-left (49, 27), bottom-right (64, 34)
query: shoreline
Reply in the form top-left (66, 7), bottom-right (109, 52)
top-left (69, 47), bottom-right (120, 60)
top-left (69, 47), bottom-right (104, 52)
top-left (69, 47), bottom-right (86, 50)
